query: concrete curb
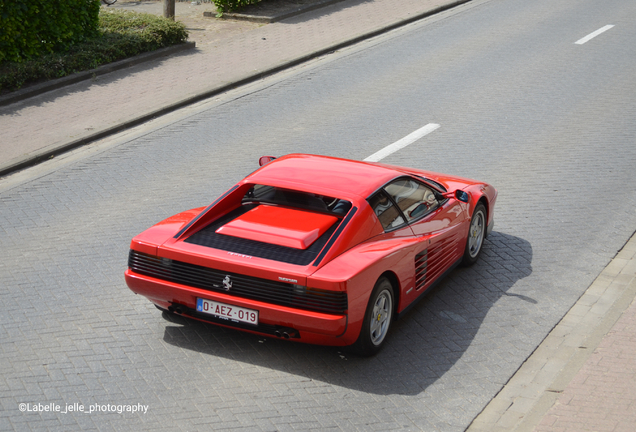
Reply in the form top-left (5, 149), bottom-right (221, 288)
top-left (0, 0), bottom-right (470, 179)
top-left (466, 231), bottom-right (636, 432)
top-left (0, 42), bottom-right (196, 108)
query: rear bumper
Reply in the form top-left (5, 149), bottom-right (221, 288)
top-left (125, 270), bottom-right (352, 345)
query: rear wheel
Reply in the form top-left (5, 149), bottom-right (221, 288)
top-left (350, 277), bottom-right (394, 356)
top-left (462, 203), bottom-right (486, 266)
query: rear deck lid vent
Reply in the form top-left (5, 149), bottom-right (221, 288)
top-left (215, 205), bottom-right (337, 250)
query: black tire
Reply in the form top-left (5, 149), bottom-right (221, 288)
top-left (462, 202), bottom-right (487, 266)
top-left (350, 277), bottom-right (394, 356)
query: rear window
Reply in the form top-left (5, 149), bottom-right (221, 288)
top-left (243, 185), bottom-right (352, 215)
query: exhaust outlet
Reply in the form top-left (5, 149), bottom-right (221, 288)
top-left (274, 327), bottom-right (299, 339)
top-left (168, 304), bottom-right (184, 314)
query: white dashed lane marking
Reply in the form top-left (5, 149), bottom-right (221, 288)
top-left (575, 25), bottom-right (614, 45)
top-left (364, 123), bottom-right (440, 162)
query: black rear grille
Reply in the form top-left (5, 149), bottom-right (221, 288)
top-left (128, 250), bottom-right (347, 315)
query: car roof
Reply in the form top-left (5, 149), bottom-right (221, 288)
top-left (245, 154), bottom-right (403, 198)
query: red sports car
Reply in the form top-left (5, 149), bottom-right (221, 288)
top-left (125, 154), bottom-right (497, 355)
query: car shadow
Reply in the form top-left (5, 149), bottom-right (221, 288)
top-left (160, 231), bottom-right (532, 395)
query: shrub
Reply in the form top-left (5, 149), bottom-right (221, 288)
top-left (213, 0), bottom-right (263, 15)
top-left (99, 9), bottom-right (188, 48)
top-left (0, 0), bottom-right (101, 63)
top-left (0, 9), bottom-right (188, 93)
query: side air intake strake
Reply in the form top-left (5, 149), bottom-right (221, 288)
top-left (415, 250), bottom-right (427, 291)
top-left (128, 250), bottom-right (348, 315)
top-left (426, 234), bottom-right (461, 286)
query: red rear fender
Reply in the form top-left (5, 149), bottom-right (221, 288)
top-left (130, 207), bottom-right (205, 253)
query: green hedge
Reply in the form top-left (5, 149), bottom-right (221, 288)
top-left (213, 0), bottom-right (263, 15)
top-left (0, 9), bottom-right (188, 92)
top-left (0, 0), bottom-right (101, 63)
top-left (99, 9), bottom-right (188, 47)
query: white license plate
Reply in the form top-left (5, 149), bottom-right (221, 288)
top-left (196, 298), bottom-right (258, 325)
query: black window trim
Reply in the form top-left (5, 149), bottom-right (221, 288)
top-left (412, 175), bottom-right (448, 193)
top-left (368, 189), bottom-right (408, 232)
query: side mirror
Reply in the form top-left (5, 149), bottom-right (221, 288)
top-left (454, 190), bottom-right (469, 202)
top-left (258, 156), bottom-right (276, 166)
top-left (440, 190), bottom-right (470, 203)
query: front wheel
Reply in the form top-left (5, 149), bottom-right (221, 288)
top-left (462, 202), bottom-right (486, 266)
top-left (350, 277), bottom-right (394, 356)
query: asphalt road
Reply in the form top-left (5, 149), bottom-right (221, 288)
top-left (2, 0), bottom-right (636, 430)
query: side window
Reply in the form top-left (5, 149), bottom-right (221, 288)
top-left (384, 179), bottom-right (439, 222)
top-left (369, 190), bottom-right (405, 231)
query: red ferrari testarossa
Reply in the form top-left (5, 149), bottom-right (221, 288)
top-left (125, 154), bottom-right (497, 355)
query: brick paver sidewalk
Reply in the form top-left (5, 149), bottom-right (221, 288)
top-left (0, 0), bottom-right (464, 174)
top-left (535, 293), bottom-right (636, 431)
top-left (469, 234), bottom-right (636, 432)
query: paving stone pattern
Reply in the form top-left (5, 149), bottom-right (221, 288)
top-left (535, 296), bottom-right (636, 432)
top-left (2, 0), bottom-right (636, 430)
